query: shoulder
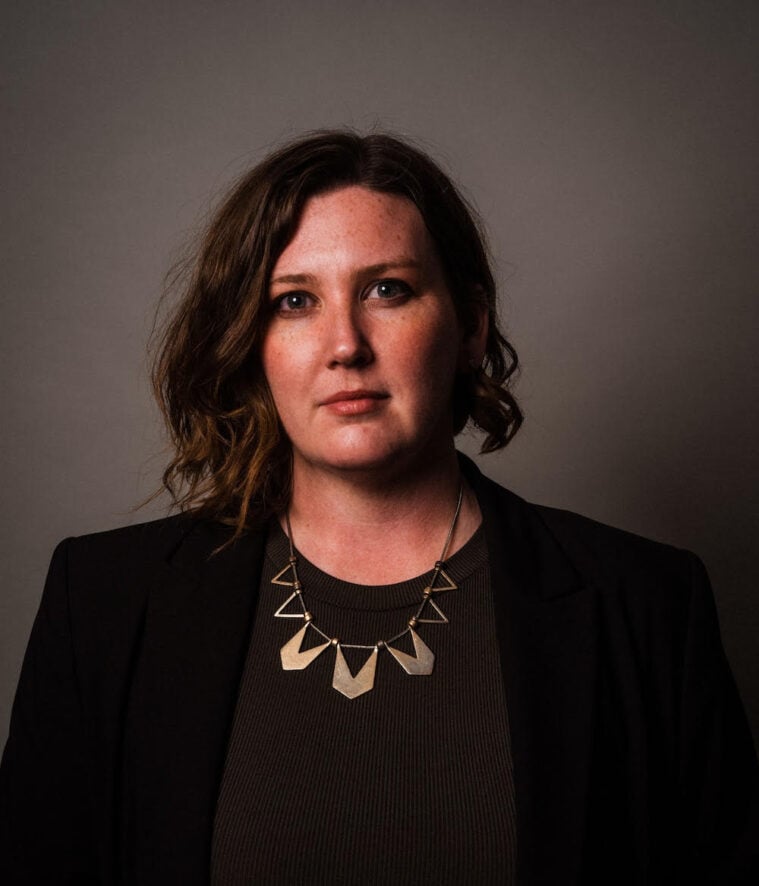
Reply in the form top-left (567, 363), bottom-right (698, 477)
top-left (60, 511), bottom-right (251, 569)
top-left (64, 512), bottom-right (196, 559)
top-left (48, 513), bottom-right (231, 618)
top-left (534, 502), bottom-right (695, 585)
top-left (531, 501), bottom-right (712, 628)
top-left (53, 514), bottom-right (190, 590)
top-left (468, 457), bottom-right (701, 603)
top-left (53, 512), bottom-right (266, 600)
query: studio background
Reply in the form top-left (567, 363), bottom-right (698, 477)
top-left (2, 0), bottom-right (757, 744)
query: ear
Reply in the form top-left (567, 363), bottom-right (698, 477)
top-left (457, 292), bottom-right (489, 372)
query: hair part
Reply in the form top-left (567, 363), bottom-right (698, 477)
top-left (151, 129), bottom-right (523, 534)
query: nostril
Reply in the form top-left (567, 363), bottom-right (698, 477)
top-left (330, 346), bottom-right (373, 369)
top-left (329, 329), bottom-right (374, 368)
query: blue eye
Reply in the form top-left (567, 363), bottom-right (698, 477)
top-left (275, 292), bottom-right (313, 312)
top-left (367, 279), bottom-right (412, 300)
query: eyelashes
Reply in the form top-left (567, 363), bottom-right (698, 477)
top-left (367, 279), bottom-right (413, 300)
top-left (274, 291), bottom-right (315, 313)
top-left (271, 278), bottom-right (414, 314)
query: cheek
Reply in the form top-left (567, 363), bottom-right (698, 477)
top-left (261, 333), bottom-right (305, 396)
top-left (398, 319), bottom-right (461, 395)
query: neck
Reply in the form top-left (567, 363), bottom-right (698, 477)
top-left (283, 447), bottom-right (482, 584)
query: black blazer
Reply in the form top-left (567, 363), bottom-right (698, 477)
top-left (2, 458), bottom-right (758, 884)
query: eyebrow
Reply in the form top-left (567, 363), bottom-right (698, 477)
top-left (270, 259), bottom-right (422, 287)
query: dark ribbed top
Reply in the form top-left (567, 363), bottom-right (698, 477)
top-left (211, 520), bottom-right (516, 885)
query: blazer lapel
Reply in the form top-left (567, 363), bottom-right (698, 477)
top-left (122, 520), bottom-right (265, 885)
top-left (466, 459), bottom-right (599, 885)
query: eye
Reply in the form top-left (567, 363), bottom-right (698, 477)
top-left (365, 279), bottom-right (413, 301)
top-left (272, 291), bottom-right (315, 313)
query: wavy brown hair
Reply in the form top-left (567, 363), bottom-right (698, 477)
top-left (152, 130), bottom-right (523, 533)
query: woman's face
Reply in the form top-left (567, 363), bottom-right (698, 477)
top-left (262, 186), bottom-right (485, 480)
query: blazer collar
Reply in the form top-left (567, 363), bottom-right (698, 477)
top-left (463, 455), bottom-right (598, 884)
top-left (460, 453), bottom-right (583, 600)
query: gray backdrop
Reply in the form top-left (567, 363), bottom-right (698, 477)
top-left (2, 0), bottom-right (758, 744)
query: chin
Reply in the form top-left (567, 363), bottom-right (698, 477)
top-left (313, 448), bottom-right (401, 475)
top-left (299, 434), bottom-right (446, 479)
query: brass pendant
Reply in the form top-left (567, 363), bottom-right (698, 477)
top-left (280, 624), bottom-right (330, 670)
top-left (385, 628), bottom-right (435, 676)
top-left (416, 597), bottom-right (449, 624)
top-left (271, 561), bottom-right (297, 586)
top-left (273, 592), bottom-right (304, 618)
top-left (429, 565), bottom-right (457, 593)
top-left (332, 645), bottom-right (378, 698)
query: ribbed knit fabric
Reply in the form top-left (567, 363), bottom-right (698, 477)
top-left (211, 520), bottom-right (516, 885)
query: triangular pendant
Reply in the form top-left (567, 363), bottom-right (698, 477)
top-left (271, 561), bottom-right (297, 587)
top-left (273, 591), bottom-right (304, 618)
top-left (280, 624), bottom-right (330, 670)
top-left (428, 565), bottom-right (457, 594)
top-left (386, 628), bottom-right (435, 675)
top-left (332, 645), bottom-right (378, 699)
top-left (416, 597), bottom-right (449, 624)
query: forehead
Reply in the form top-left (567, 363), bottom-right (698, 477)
top-left (271, 186), bottom-right (437, 277)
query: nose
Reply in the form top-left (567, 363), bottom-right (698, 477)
top-left (326, 302), bottom-right (374, 368)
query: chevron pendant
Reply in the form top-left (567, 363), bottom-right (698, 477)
top-left (332, 645), bottom-right (378, 698)
top-left (386, 628), bottom-right (435, 675)
top-left (280, 624), bottom-right (330, 670)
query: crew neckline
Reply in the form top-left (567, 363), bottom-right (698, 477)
top-left (265, 519), bottom-right (488, 612)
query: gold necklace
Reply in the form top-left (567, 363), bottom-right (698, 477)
top-left (271, 484), bottom-right (464, 699)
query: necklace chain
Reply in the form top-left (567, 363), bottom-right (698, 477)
top-left (271, 484), bottom-right (464, 698)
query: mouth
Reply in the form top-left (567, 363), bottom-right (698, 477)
top-left (320, 389), bottom-right (389, 416)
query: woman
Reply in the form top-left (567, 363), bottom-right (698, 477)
top-left (1, 131), bottom-right (757, 884)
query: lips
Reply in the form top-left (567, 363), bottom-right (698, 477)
top-left (320, 389), bottom-right (388, 406)
top-left (320, 389), bottom-right (389, 416)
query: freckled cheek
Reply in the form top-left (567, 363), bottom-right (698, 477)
top-left (261, 335), bottom-right (314, 391)
top-left (260, 345), bottom-right (283, 391)
top-left (392, 330), bottom-right (460, 405)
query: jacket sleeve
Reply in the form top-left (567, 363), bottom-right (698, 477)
top-left (678, 552), bottom-right (759, 884)
top-left (0, 539), bottom-right (97, 884)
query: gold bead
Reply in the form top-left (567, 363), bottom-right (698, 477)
top-left (304, 612), bottom-right (313, 622)
top-left (331, 637), bottom-right (339, 646)
top-left (423, 588), bottom-right (432, 597)
top-left (408, 617), bottom-right (417, 627)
